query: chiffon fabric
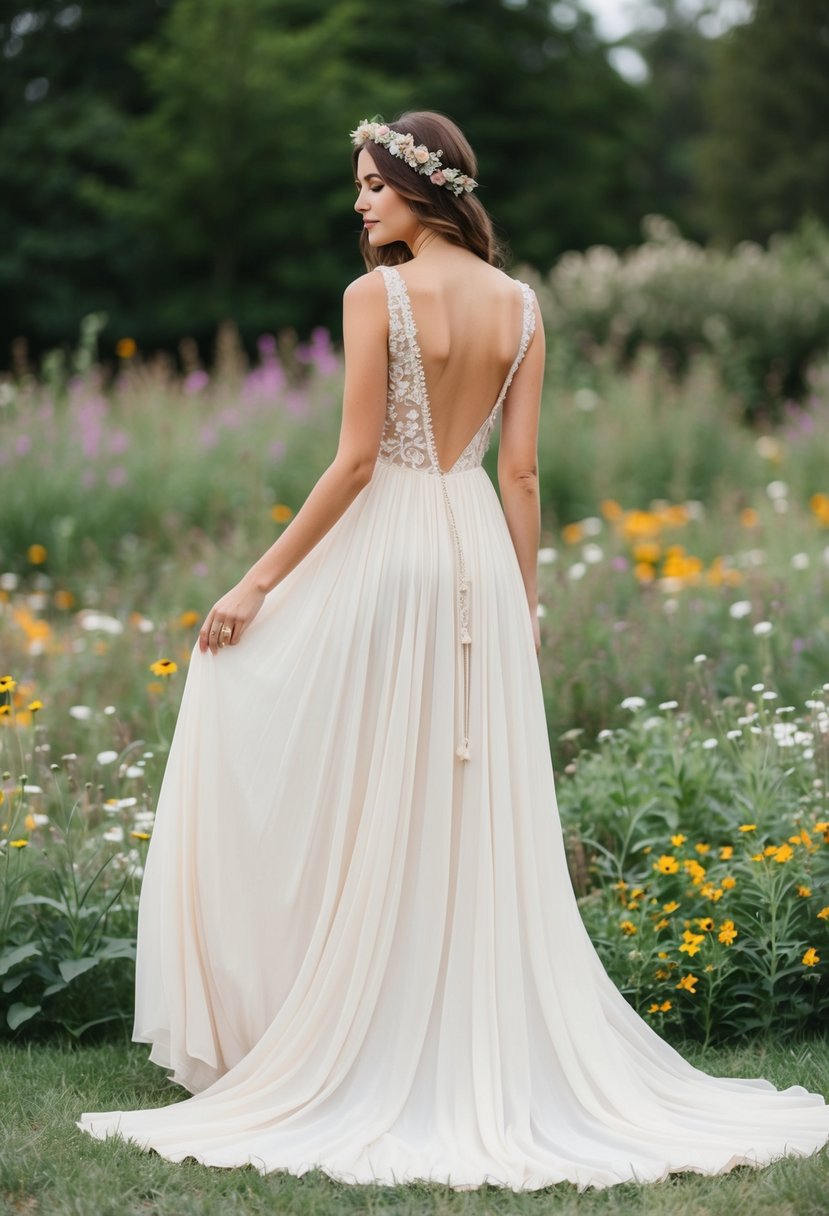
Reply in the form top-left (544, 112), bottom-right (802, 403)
top-left (77, 265), bottom-right (829, 1191)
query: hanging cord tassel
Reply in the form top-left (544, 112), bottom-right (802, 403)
top-left (438, 473), bottom-right (472, 762)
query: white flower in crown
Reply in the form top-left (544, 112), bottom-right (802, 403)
top-left (350, 118), bottom-right (479, 197)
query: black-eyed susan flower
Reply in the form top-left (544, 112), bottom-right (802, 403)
top-left (0, 676), bottom-right (16, 693)
top-left (619, 920), bottom-right (637, 935)
top-left (802, 947), bottom-right (820, 967)
top-left (27, 700), bottom-right (43, 713)
top-left (149, 659), bottom-right (178, 677)
top-left (663, 900), bottom-right (680, 913)
top-left (654, 854), bottom-right (679, 875)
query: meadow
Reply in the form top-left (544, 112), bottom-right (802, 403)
top-left (1, 245), bottom-right (828, 1063)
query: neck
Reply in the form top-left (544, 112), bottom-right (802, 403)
top-left (409, 228), bottom-right (451, 259)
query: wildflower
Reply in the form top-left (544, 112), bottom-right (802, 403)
top-left (802, 947), bottom-right (820, 967)
top-left (700, 883), bottom-right (723, 901)
top-left (568, 562), bottom-right (587, 581)
top-left (634, 562), bottom-right (656, 583)
top-left (659, 999), bottom-right (672, 1012)
top-left (9, 839), bottom-right (28, 848)
top-left (738, 824), bottom-right (757, 832)
top-left (721, 875), bottom-right (736, 890)
top-left (27, 699), bottom-right (43, 712)
top-left (271, 503), bottom-right (293, 523)
top-left (694, 842), bottom-right (711, 854)
top-left (729, 600), bottom-right (752, 620)
top-left (562, 522), bottom-right (583, 544)
top-left (149, 659), bottom-right (178, 677)
top-left (753, 621), bottom-right (773, 637)
top-left (654, 854), bottom-right (679, 875)
top-left (179, 610), bottom-right (200, 629)
top-left (27, 544), bottom-right (48, 564)
top-left (772, 844), bottom-right (794, 863)
top-left (695, 917), bottom-right (714, 931)
top-left (701, 738), bottom-right (718, 750)
top-left (620, 920), bottom-right (637, 935)
top-left (659, 700), bottom-right (678, 711)
top-left (719, 845), bottom-right (733, 860)
top-left (0, 676), bottom-right (16, 693)
top-left (718, 920), bottom-right (738, 945)
top-left (797, 885), bottom-right (812, 898)
top-left (676, 974), bottom-right (698, 993)
top-left (116, 337), bottom-right (137, 358)
top-left (663, 900), bottom-right (680, 913)
top-left (633, 542), bottom-right (661, 565)
top-left (740, 507), bottom-right (760, 527)
top-left (814, 906), bottom-right (829, 920)
top-left (670, 834), bottom-right (686, 847)
top-left (620, 696), bottom-right (646, 711)
top-left (693, 654), bottom-right (707, 664)
top-left (653, 917), bottom-right (670, 930)
top-left (600, 499), bottom-right (623, 521)
top-left (683, 859), bottom-right (706, 884)
top-left (679, 930), bottom-right (705, 955)
top-left (130, 830), bottom-right (151, 841)
top-left (751, 852), bottom-right (765, 862)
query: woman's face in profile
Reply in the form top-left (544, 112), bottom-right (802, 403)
top-left (354, 148), bottom-right (417, 247)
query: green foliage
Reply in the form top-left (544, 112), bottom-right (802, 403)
top-left (695, 0), bottom-right (829, 245)
top-left (557, 674), bottom-right (829, 1045)
top-left (536, 214), bottom-right (829, 417)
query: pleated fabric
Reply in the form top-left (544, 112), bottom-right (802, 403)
top-left (76, 267), bottom-right (829, 1190)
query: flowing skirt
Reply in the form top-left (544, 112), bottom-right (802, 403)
top-left (77, 458), bottom-right (829, 1191)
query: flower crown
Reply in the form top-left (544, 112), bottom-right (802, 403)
top-left (350, 119), bottom-right (478, 197)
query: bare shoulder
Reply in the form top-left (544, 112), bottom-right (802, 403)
top-left (343, 268), bottom-right (386, 308)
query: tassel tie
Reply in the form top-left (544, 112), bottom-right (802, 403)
top-left (437, 471), bottom-right (472, 762)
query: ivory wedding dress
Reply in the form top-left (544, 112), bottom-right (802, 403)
top-left (77, 265), bottom-right (829, 1191)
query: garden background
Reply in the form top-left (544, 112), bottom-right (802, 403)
top-left (3, 1), bottom-right (829, 1211)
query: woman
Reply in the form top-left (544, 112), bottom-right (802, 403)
top-left (77, 111), bottom-right (829, 1192)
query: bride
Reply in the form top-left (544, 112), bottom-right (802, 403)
top-left (77, 110), bottom-right (829, 1192)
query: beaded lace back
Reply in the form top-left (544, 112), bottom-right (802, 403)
top-left (376, 265), bottom-right (535, 474)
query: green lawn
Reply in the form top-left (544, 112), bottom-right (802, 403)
top-left (2, 1036), bottom-right (828, 1215)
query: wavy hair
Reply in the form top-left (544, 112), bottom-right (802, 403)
top-left (351, 110), bottom-right (505, 269)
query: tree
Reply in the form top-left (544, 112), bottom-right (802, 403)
top-left (694, 0), bottom-right (829, 244)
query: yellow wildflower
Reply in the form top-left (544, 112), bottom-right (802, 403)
top-left (634, 562), bottom-right (656, 583)
top-left (797, 885), bottom-right (812, 898)
top-left (149, 659), bottom-right (178, 677)
top-left (27, 544), bottom-right (47, 564)
top-left (600, 498), bottom-right (623, 521)
top-left (271, 503), bottom-right (294, 524)
top-left (739, 824), bottom-right (757, 832)
top-left (718, 920), bottom-right (738, 945)
top-left (773, 844), bottom-right (794, 863)
top-left (116, 337), bottom-right (137, 358)
top-left (809, 492), bottom-right (829, 526)
top-left (179, 610), bottom-right (200, 629)
top-left (676, 974), bottom-right (698, 993)
top-left (54, 588), bottom-right (75, 610)
top-left (740, 507), bottom-right (760, 528)
top-left (633, 542), bottom-right (661, 565)
top-left (562, 522), bottom-right (584, 545)
top-left (27, 699), bottom-right (43, 713)
top-left (663, 900), bottom-right (680, 913)
top-left (721, 875), bottom-right (737, 890)
top-left (802, 947), bottom-right (820, 967)
top-left (694, 842), bottom-right (711, 854)
top-left (130, 831), bottom-right (151, 841)
top-left (659, 999), bottom-right (672, 1012)
top-left (695, 917), bottom-right (714, 931)
top-left (671, 833), bottom-right (687, 847)
top-left (719, 845), bottom-right (733, 860)
top-left (653, 917), bottom-right (670, 930)
top-left (620, 920), bottom-right (637, 936)
top-left (654, 854), bottom-right (679, 875)
top-left (9, 839), bottom-right (29, 848)
top-left (0, 676), bottom-right (16, 693)
top-left (817, 907), bottom-right (829, 920)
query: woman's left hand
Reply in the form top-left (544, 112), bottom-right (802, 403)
top-left (199, 576), bottom-right (267, 654)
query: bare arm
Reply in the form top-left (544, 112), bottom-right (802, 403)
top-left (496, 294), bottom-right (545, 651)
top-left (199, 271), bottom-right (389, 653)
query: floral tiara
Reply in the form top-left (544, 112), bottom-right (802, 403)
top-left (350, 119), bottom-right (478, 197)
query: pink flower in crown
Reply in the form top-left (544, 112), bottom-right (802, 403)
top-left (430, 169), bottom-right (446, 186)
top-left (413, 145), bottom-right (431, 164)
top-left (375, 124), bottom-right (390, 137)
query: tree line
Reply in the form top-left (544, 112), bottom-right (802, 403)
top-left (1, 0), bottom-right (827, 365)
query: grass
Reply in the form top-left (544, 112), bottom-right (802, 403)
top-left (1, 1037), bottom-right (828, 1215)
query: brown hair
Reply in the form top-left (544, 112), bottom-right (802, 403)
top-left (351, 110), bottom-right (506, 269)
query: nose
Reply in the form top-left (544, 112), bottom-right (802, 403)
top-left (354, 192), bottom-right (368, 215)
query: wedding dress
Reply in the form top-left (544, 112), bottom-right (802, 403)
top-left (76, 265), bottom-right (829, 1191)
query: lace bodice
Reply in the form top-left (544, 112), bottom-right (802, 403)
top-left (375, 265), bottom-right (536, 475)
